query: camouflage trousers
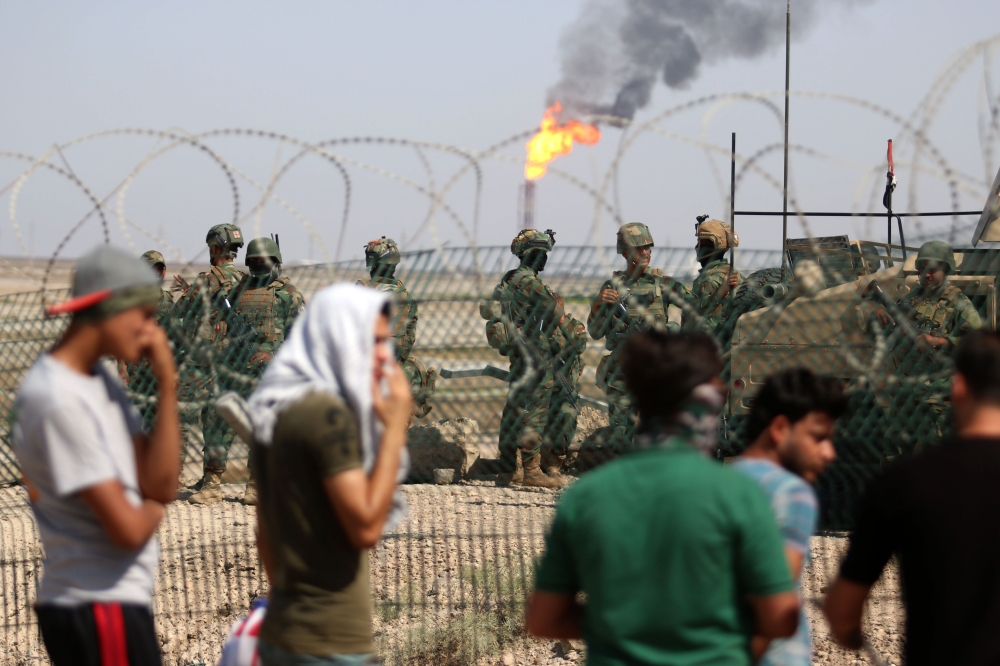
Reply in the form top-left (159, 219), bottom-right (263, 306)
top-left (883, 376), bottom-right (951, 458)
top-left (179, 368), bottom-right (238, 476)
top-left (497, 370), bottom-right (580, 472)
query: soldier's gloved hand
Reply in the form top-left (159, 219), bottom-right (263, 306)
top-left (249, 351), bottom-right (273, 366)
top-left (873, 308), bottom-right (892, 328)
top-left (213, 321), bottom-right (228, 339)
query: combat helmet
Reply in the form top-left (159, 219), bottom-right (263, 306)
top-left (696, 218), bottom-right (738, 250)
top-left (511, 229), bottom-right (555, 258)
top-left (206, 224), bottom-right (244, 250)
top-left (364, 237), bottom-right (401, 270)
top-left (915, 240), bottom-right (956, 273)
top-left (245, 237), bottom-right (282, 265)
top-left (140, 250), bottom-right (166, 269)
top-left (616, 223), bottom-right (654, 254)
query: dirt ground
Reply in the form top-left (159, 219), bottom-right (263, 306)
top-left (0, 477), bottom-right (903, 666)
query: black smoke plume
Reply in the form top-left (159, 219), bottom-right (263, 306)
top-left (549, 0), bottom-right (873, 122)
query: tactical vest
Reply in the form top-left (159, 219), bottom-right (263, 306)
top-left (480, 270), bottom-right (516, 355)
top-left (606, 270), bottom-right (667, 344)
top-left (231, 276), bottom-right (292, 346)
top-left (178, 263), bottom-right (245, 350)
top-left (909, 285), bottom-right (963, 336)
top-left (693, 261), bottom-right (739, 321)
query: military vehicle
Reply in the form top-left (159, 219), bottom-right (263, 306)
top-left (719, 165), bottom-right (1000, 526)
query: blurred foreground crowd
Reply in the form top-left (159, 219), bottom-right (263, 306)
top-left (9, 225), bottom-right (999, 666)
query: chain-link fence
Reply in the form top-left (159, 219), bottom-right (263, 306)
top-left (3, 239), bottom-right (975, 665)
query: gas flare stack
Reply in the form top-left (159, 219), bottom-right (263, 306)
top-left (521, 101), bottom-right (601, 231)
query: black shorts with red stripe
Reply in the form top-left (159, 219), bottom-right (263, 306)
top-left (36, 602), bottom-right (161, 666)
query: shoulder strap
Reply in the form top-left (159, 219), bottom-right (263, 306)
top-left (943, 285), bottom-right (963, 301)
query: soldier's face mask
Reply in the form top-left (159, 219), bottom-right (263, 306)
top-left (248, 257), bottom-right (278, 283)
top-left (522, 250), bottom-right (548, 272)
top-left (696, 240), bottom-right (719, 265)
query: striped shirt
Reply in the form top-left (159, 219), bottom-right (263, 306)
top-left (732, 458), bottom-right (817, 666)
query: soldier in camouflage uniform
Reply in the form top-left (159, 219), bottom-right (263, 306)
top-left (481, 229), bottom-right (581, 488)
top-left (224, 237), bottom-right (305, 504)
top-left (682, 217), bottom-right (742, 335)
top-left (174, 224), bottom-right (247, 504)
top-left (125, 251), bottom-right (176, 426)
top-left (544, 295), bottom-right (587, 480)
top-left (870, 240), bottom-right (982, 452)
top-left (357, 236), bottom-right (437, 419)
top-left (588, 223), bottom-right (691, 449)
top-left (141, 250), bottom-right (174, 325)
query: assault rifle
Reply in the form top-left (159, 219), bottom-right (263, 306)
top-left (865, 282), bottom-right (926, 346)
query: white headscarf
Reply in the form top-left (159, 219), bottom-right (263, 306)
top-left (247, 283), bottom-right (409, 527)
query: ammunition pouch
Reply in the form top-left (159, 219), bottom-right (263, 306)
top-left (485, 320), bottom-right (511, 355)
top-left (404, 356), bottom-right (437, 419)
top-left (595, 354), bottom-right (611, 390)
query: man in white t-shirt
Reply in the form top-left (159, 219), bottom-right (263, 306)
top-left (12, 245), bottom-right (181, 666)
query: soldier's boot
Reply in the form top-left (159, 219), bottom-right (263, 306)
top-left (541, 450), bottom-right (569, 485)
top-left (521, 453), bottom-right (564, 489)
top-left (495, 450), bottom-right (523, 487)
top-left (242, 475), bottom-right (258, 506)
top-left (187, 473), bottom-right (223, 504)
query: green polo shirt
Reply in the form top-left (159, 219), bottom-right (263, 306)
top-left (535, 441), bottom-right (793, 666)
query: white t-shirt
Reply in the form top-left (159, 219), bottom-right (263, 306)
top-left (12, 354), bottom-right (159, 606)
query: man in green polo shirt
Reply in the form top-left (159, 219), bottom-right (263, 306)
top-left (527, 331), bottom-right (798, 666)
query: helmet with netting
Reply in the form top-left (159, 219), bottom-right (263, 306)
top-left (140, 250), bottom-right (165, 268)
top-left (245, 237), bottom-right (282, 265)
top-left (364, 237), bottom-right (401, 268)
top-left (697, 219), bottom-right (738, 250)
top-left (510, 229), bottom-right (554, 258)
top-left (915, 240), bottom-right (956, 273)
top-left (616, 223), bottom-right (654, 253)
top-left (206, 224), bottom-right (244, 250)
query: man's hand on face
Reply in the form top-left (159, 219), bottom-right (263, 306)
top-left (140, 321), bottom-right (177, 389)
top-left (372, 358), bottom-right (413, 435)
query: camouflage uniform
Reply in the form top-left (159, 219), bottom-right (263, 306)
top-left (358, 237), bottom-right (436, 418)
top-left (482, 229), bottom-right (580, 486)
top-left (588, 223), bottom-right (691, 447)
top-left (230, 276), bottom-right (303, 358)
top-left (683, 219), bottom-right (743, 335)
top-left (173, 225), bottom-right (247, 484)
top-left (874, 241), bottom-right (982, 453)
top-left (545, 314), bottom-right (587, 459)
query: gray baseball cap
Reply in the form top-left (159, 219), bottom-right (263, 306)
top-left (46, 245), bottom-right (162, 320)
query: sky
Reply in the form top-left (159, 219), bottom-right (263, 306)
top-left (2, 1), bottom-right (1000, 265)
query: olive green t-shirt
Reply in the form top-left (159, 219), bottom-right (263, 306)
top-left (256, 392), bottom-right (372, 655)
top-left (535, 442), bottom-right (793, 666)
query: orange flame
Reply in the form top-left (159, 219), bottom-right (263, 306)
top-left (524, 102), bottom-right (601, 180)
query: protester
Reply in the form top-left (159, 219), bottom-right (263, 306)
top-left (12, 245), bottom-right (181, 666)
top-left (526, 330), bottom-right (799, 665)
top-left (249, 284), bottom-right (413, 665)
top-left (734, 368), bottom-right (846, 665)
top-left (824, 329), bottom-right (1000, 665)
